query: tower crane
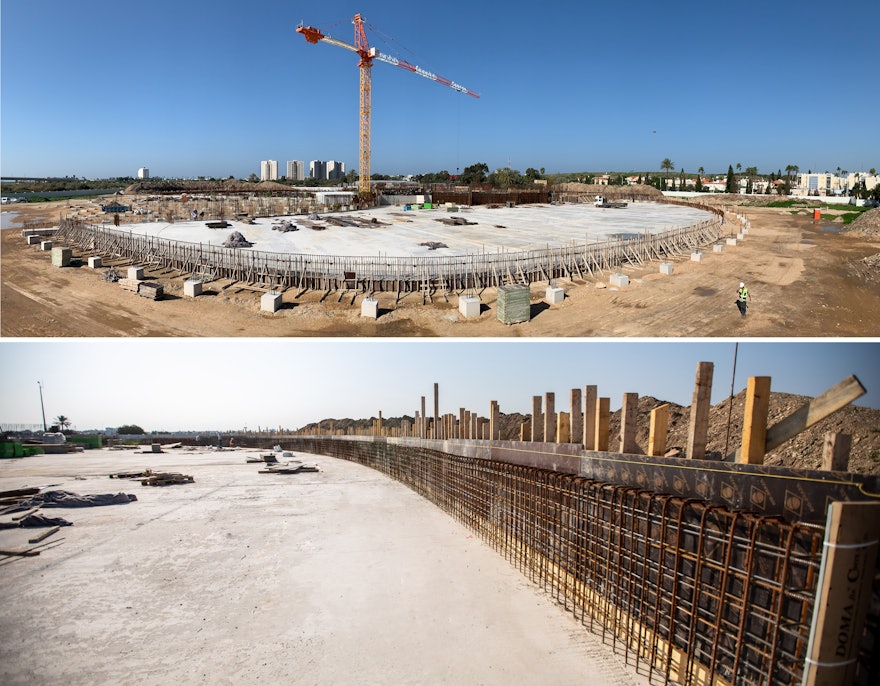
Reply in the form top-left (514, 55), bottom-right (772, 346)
top-left (296, 13), bottom-right (479, 197)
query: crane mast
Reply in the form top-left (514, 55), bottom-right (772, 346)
top-left (296, 13), bottom-right (478, 198)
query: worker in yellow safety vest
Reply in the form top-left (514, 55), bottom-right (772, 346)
top-left (736, 282), bottom-right (751, 318)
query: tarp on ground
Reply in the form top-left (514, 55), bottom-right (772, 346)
top-left (12, 490), bottom-right (137, 511)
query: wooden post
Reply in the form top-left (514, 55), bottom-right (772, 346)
top-left (686, 361), bottom-right (714, 459)
top-left (531, 395), bottom-right (543, 442)
top-left (557, 411), bottom-right (570, 443)
top-left (544, 392), bottom-right (556, 443)
top-left (821, 433), bottom-right (852, 472)
top-left (595, 397), bottom-right (610, 451)
top-left (520, 421), bottom-right (531, 442)
top-left (570, 388), bottom-right (582, 445)
top-left (583, 385), bottom-right (597, 450)
top-left (421, 396), bottom-right (426, 439)
top-left (740, 376), bottom-right (772, 465)
top-left (619, 392), bottom-right (639, 454)
top-left (803, 501), bottom-right (880, 686)
top-left (648, 404), bottom-right (670, 457)
top-left (433, 382), bottom-right (439, 439)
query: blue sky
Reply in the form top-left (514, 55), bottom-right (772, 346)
top-left (0, 341), bottom-right (876, 431)
top-left (2, 0), bottom-right (878, 180)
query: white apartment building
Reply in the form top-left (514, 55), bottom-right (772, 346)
top-left (794, 171), bottom-right (877, 197)
top-left (286, 160), bottom-right (305, 181)
top-left (309, 160), bottom-right (327, 180)
top-left (260, 160), bottom-right (279, 181)
top-left (137, 167), bottom-right (150, 179)
top-left (327, 160), bottom-right (346, 181)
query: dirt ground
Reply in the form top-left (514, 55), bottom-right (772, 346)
top-left (0, 448), bottom-right (650, 686)
top-left (2, 200), bottom-right (879, 337)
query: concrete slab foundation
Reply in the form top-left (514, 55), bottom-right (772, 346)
top-left (659, 262), bottom-right (674, 275)
top-left (609, 273), bottom-right (629, 287)
top-left (261, 291), bottom-right (282, 313)
top-left (691, 252), bottom-right (703, 262)
top-left (545, 286), bottom-right (564, 305)
top-left (184, 280), bottom-right (203, 298)
top-left (40, 240), bottom-right (53, 251)
top-left (713, 244), bottom-right (724, 253)
top-left (361, 298), bottom-right (379, 319)
top-left (128, 266), bottom-right (144, 280)
top-left (726, 238), bottom-right (738, 246)
top-left (88, 256), bottom-right (103, 268)
top-left (26, 235), bottom-right (40, 245)
top-left (458, 295), bottom-right (480, 318)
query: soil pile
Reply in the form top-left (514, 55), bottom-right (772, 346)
top-left (843, 207), bottom-right (880, 238)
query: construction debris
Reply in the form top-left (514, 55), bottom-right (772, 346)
top-left (272, 221), bottom-right (299, 232)
top-left (28, 526), bottom-right (62, 544)
top-left (258, 461), bottom-right (319, 475)
top-left (205, 220), bottom-right (230, 229)
top-left (140, 473), bottom-right (194, 486)
top-left (119, 278), bottom-right (163, 300)
top-left (103, 267), bottom-right (120, 282)
top-left (223, 231), bottom-right (253, 248)
top-left (419, 241), bottom-right (448, 250)
top-left (435, 216), bottom-right (477, 226)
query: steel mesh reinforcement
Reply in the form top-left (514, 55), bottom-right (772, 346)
top-left (290, 438), bottom-right (879, 686)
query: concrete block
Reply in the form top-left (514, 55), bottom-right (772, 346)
top-left (184, 279), bottom-right (203, 298)
top-left (40, 240), bottom-right (53, 251)
top-left (88, 256), bottom-right (103, 268)
top-left (261, 291), bottom-right (282, 313)
top-left (737, 232), bottom-right (745, 240)
top-left (659, 262), bottom-right (674, 275)
top-left (128, 266), bottom-right (144, 280)
top-left (726, 238), bottom-right (738, 246)
top-left (545, 286), bottom-right (564, 305)
top-left (51, 247), bottom-right (72, 267)
top-left (691, 252), bottom-right (703, 262)
top-left (609, 273), bottom-right (629, 288)
top-left (360, 298), bottom-right (379, 319)
top-left (713, 244), bottom-right (724, 253)
top-left (458, 295), bottom-right (480, 318)
top-left (26, 235), bottom-right (41, 245)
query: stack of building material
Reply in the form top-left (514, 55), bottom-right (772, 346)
top-left (140, 473), bottom-right (194, 486)
top-left (497, 285), bottom-right (530, 324)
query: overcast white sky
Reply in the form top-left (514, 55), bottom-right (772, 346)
top-left (0, 340), bottom-right (876, 432)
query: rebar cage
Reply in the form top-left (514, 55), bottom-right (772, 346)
top-left (289, 437), bottom-right (879, 686)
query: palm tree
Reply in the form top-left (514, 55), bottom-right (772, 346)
top-left (54, 415), bottom-right (71, 432)
top-left (660, 158), bottom-right (674, 190)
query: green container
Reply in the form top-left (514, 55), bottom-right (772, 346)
top-left (497, 285), bottom-right (531, 324)
top-left (69, 435), bottom-right (103, 449)
top-left (423, 203), bottom-right (433, 209)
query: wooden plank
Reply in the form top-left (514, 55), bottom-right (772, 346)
top-left (28, 525), bottom-right (61, 544)
top-left (803, 501), bottom-right (880, 686)
top-left (583, 385), bottom-right (597, 450)
top-left (619, 392), bottom-right (639, 454)
top-left (595, 397), bottom-right (610, 452)
top-left (739, 376), bottom-right (772, 465)
top-left (764, 375), bottom-right (866, 453)
top-left (0, 548), bottom-right (40, 557)
top-left (12, 507), bottom-right (39, 521)
top-left (821, 432), bottom-right (852, 472)
top-left (648, 404), bottom-right (670, 457)
top-left (686, 362), bottom-right (714, 459)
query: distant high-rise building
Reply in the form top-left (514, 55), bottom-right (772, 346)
top-left (287, 160), bottom-right (305, 181)
top-left (137, 167), bottom-right (150, 179)
top-left (327, 160), bottom-right (346, 181)
top-left (260, 160), bottom-right (278, 181)
top-left (309, 160), bottom-right (327, 180)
